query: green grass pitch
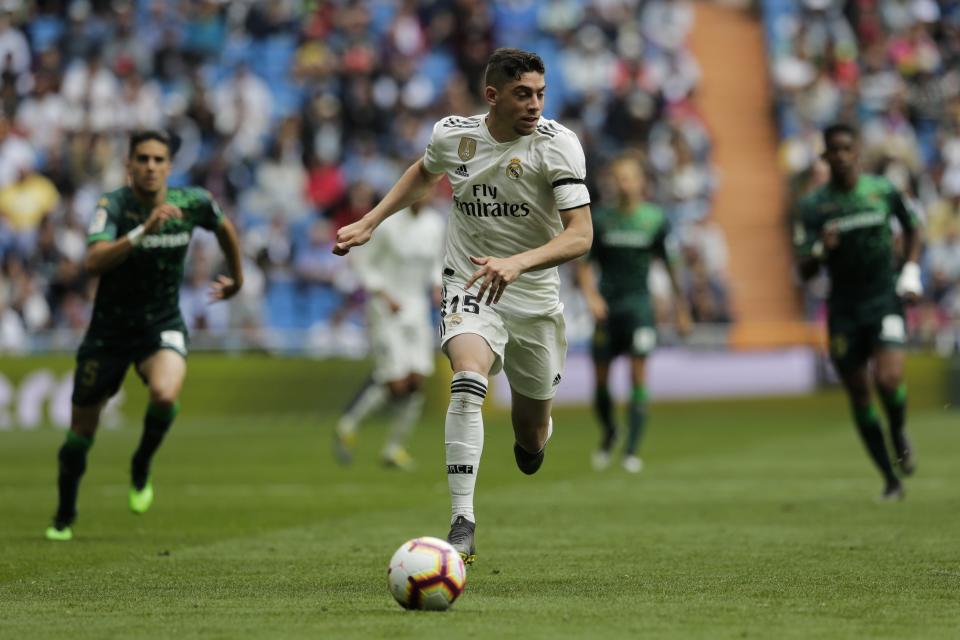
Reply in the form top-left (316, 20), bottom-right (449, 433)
top-left (2, 385), bottom-right (959, 638)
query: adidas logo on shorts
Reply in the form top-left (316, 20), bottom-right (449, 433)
top-left (552, 373), bottom-right (562, 386)
top-left (455, 164), bottom-right (469, 177)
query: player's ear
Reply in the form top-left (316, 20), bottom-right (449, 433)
top-left (483, 85), bottom-right (498, 108)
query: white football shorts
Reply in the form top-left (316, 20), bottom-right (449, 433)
top-left (368, 302), bottom-right (436, 383)
top-left (438, 280), bottom-right (567, 400)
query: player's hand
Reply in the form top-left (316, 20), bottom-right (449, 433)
top-left (208, 275), bottom-right (242, 301)
top-left (144, 203), bottom-right (182, 234)
top-left (465, 255), bottom-right (523, 305)
top-left (675, 304), bottom-right (693, 338)
top-left (586, 294), bottom-right (608, 321)
top-left (333, 216), bottom-right (375, 256)
top-left (822, 223), bottom-right (840, 251)
top-left (381, 292), bottom-right (402, 314)
top-left (896, 261), bottom-right (923, 304)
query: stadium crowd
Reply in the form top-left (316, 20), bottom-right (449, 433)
top-left (771, 0), bottom-right (960, 351)
top-left (0, 0), bottom-right (729, 354)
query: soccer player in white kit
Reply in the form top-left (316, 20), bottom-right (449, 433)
top-left (333, 48), bottom-right (593, 565)
top-left (334, 200), bottom-right (445, 469)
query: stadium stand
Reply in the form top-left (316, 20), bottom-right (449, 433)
top-left (766, 0), bottom-right (960, 352)
top-left (0, 0), bottom-right (730, 354)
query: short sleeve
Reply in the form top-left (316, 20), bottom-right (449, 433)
top-left (544, 131), bottom-right (590, 211)
top-left (422, 119), bottom-right (449, 175)
top-left (195, 189), bottom-right (225, 231)
top-left (885, 181), bottom-right (920, 231)
top-left (652, 213), bottom-right (671, 258)
top-left (87, 195), bottom-right (119, 244)
top-left (792, 198), bottom-right (821, 258)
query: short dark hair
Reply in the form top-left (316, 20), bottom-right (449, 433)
top-left (484, 48), bottom-right (545, 89)
top-left (823, 123), bottom-right (858, 148)
top-left (128, 129), bottom-right (177, 158)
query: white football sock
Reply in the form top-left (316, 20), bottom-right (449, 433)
top-left (446, 371), bottom-right (487, 525)
top-left (337, 379), bottom-right (387, 436)
top-left (384, 391), bottom-right (425, 453)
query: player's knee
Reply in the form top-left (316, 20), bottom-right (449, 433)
top-left (407, 375), bottom-right (424, 394)
top-left (148, 385), bottom-right (180, 408)
top-left (874, 370), bottom-right (902, 395)
top-left (70, 404), bottom-right (102, 437)
top-left (449, 356), bottom-right (488, 376)
top-left (387, 380), bottom-right (408, 399)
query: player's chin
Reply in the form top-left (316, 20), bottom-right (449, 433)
top-left (515, 119), bottom-right (538, 135)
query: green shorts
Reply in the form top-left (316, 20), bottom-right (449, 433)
top-left (828, 298), bottom-right (905, 373)
top-left (591, 308), bottom-right (656, 362)
top-left (72, 326), bottom-right (188, 407)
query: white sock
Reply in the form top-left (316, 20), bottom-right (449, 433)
top-left (337, 379), bottom-right (387, 436)
top-left (383, 391), bottom-right (425, 454)
top-left (446, 371), bottom-right (487, 524)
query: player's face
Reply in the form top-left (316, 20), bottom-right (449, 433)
top-left (128, 140), bottom-right (171, 194)
top-left (823, 133), bottom-right (858, 176)
top-left (612, 160), bottom-right (646, 202)
top-left (489, 72), bottom-right (545, 137)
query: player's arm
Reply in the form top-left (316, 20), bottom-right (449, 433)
top-left (792, 201), bottom-right (823, 281)
top-left (209, 217), bottom-right (244, 301)
top-left (84, 203), bottom-right (182, 275)
top-left (654, 233), bottom-right (692, 336)
top-left (467, 206), bottom-right (593, 305)
top-left (890, 188), bottom-right (923, 300)
top-left (333, 160), bottom-right (444, 256)
top-left (574, 258), bottom-right (607, 321)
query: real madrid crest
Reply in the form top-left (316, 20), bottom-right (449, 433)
top-left (458, 137), bottom-right (477, 162)
top-left (506, 157), bottom-right (523, 180)
top-left (447, 313), bottom-right (463, 327)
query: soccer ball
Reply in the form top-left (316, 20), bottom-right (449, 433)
top-left (387, 536), bottom-right (466, 610)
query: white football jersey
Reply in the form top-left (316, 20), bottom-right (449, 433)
top-left (423, 114), bottom-right (590, 315)
top-left (352, 206), bottom-right (445, 322)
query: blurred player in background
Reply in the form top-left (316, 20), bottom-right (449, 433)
top-left (333, 48), bottom-right (592, 564)
top-left (333, 199), bottom-right (445, 470)
top-left (794, 123), bottom-right (922, 502)
top-left (576, 152), bottom-right (690, 473)
top-left (45, 130), bottom-right (243, 541)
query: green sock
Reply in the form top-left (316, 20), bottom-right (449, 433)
top-left (851, 403), bottom-right (897, 484)
top-left (56, 431), bottom-right (94, 525)
top-left (131, 401), bottom-right (179, 490)
top-left (593, 385), bottom-right (617, 450)
top-left (625, 385), bottom-right (648, 456)
top-left (878, 384), bottom-right (907, 437)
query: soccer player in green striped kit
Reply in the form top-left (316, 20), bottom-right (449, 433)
top-left (794, 123), bottom-right (922, 501)
top-left (45, 130), bottom-right (244, 540)
top-left (576, 153), bottom-right (690, 473)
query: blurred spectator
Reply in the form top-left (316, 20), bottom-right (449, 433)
top-left (212, 63), bottom-right (273, 160)
top-left (773, 0), bottom-right (960, 347)
top-left (0, 0), bottom-right (728, 350)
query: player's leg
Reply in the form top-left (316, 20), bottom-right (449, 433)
top-left (337, 308), bottom-right (397, 462)
top-left (129, 348), bottom-right (187, 513)
top-left (334, 374), bottom-right (388, 464)
top-left (443, 332), bottom-right (496, 564)
top-left (510, 392), bottom-right (553, 475)
top-left (47, 404), bottom-right (103, 540)
top-left (835, 360), bottom-right (902, 500)
top-left (873, 346), bottom-right (913, 475)
top-left (590, 357), bottom-right (616, 470)
top-left (381, 374), bottom-right (425, 470)
top-left (47, 353), bottom-right (128, 540)
top-left (623, 354), bottom-right (649, 473)
top-left (502, 310), bottom-right (567, 476)
top-left (382, 318), bottom-right (434, 468)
